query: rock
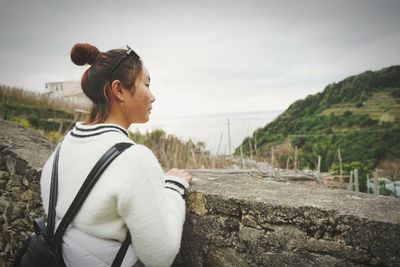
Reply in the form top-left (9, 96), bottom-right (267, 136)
top-left (4, 155), bottom-right (16, 176)
top-left (20, 190), bottom-right (35, 202)
top-left (187, 192), bottom-right (208, 216)
top-left (238, 226), bottom-right (264, 241)
top-left (22, 177), bottom-right (29, 187)
top-left (204, 247), bottom-right (250, 267)
top-left (241, 213), bottom-right (258, 228)
top-left (0, 170), bottom-right (7, 179)
top-left (0, 196), bottom-right (9, 210)
top-left (0, 179), bottom-right (7, 190)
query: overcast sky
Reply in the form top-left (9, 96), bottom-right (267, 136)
top-left (1, 0), bottom-right (399, 117)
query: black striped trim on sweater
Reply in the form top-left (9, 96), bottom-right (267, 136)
top-left (75, 124), bottom-right (128, 136)
top-left (165, 180), bottom-right (186, 191)
top-left (71, 130), bottom-right (123, 138)
top-left (71, 124), bottom-right (129, 138)
top-left (165, 186), bottom-right (185, 199)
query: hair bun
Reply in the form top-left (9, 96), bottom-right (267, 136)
top-left (70, 43), bottom-right (101, 66)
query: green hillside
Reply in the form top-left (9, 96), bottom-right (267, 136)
top-left (237, 66), bottom-right (400, 172)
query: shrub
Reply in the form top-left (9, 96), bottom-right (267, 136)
top-left (343, 110), bottom-right (353, 117)
top-left (47, 131), bottom-right (64, 143)
top-left (10, 116), bottom-right (31, 128)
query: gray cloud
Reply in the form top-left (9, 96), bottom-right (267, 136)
top-left (1, 0), bottom-right (399, 116)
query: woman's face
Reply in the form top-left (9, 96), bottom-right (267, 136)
top-left (123, 66), bottom-right (155, 124)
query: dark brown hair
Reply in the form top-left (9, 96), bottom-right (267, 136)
top-left (70, 43), bottom-right (143, 123)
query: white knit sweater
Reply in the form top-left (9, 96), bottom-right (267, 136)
top-left (40, 122), bottom-right (189, 267)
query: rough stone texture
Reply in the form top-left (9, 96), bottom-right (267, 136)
top-left (1, 120), bottom-right (400, 267)
top-left (0, 120), bottom-right (54, 266)
top-left (176, 169), bottom-right (400, 267)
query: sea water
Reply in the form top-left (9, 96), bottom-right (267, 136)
top-left (130, 110), bottom-right (282, 155)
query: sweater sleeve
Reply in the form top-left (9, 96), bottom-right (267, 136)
top-left (116, 145), bottom-right (188, 267)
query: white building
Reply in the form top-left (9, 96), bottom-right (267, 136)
top-left (44, 81), bottom-right (91, 109)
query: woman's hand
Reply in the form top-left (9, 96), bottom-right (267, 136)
top-left (166, 168), bottom-right (192, 183)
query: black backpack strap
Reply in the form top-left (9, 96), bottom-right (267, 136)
top-left (111, 232), bottom-right (131, 267)
top-left (54, 142), bottom-right (134, 241)
top-left (51, 142), bottom-right (134, 266)
top-left (47, 143), bottom-right (62, 236)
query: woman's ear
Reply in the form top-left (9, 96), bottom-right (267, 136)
top-left (110, 80), bottom-right (124, 103)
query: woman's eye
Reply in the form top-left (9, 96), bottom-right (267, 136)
top-left (146, 84), bottom-right (150, 88)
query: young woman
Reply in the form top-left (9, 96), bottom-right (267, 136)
top-left (40, 43), bottom-right (192, 267)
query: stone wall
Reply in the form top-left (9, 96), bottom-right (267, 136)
top-left (177, 170), bottom-right (400, 266)
top-left (1, 120), bottom-right (399, 267)
top-left (0, 120), bottom-right (54, 266)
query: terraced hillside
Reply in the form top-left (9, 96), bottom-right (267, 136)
top-left (321, 91), bottom-right (400, 122)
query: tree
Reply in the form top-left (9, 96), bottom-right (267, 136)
top-left (301, 142), bottom-right (337, 172)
